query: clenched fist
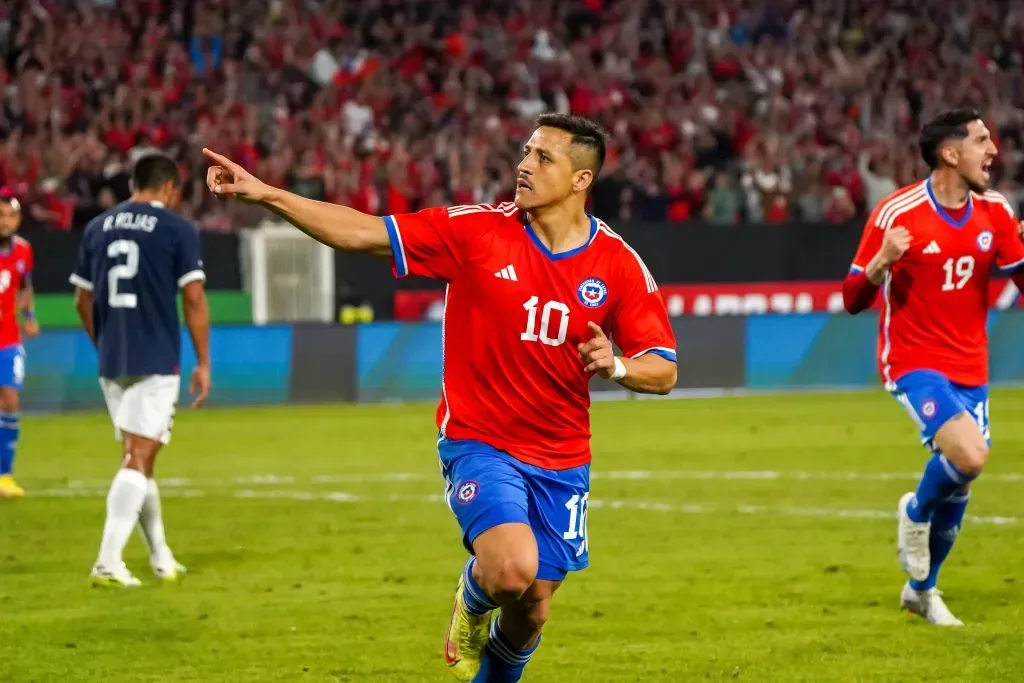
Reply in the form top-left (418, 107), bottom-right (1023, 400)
top-left (203, 148), bottom-right (273, 204)
top-left (880, 226), bottom-right (911, 267)
top-left (578, 321), bottom-right (617, 379)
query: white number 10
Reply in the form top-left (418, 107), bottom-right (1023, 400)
top-left (520, 296), bottom-right (570, 346)
top-left (941, 256), bottom-right (975, 291)
top-left (563, 492), bottom-right (589, 558)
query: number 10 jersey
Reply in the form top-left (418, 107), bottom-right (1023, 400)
top-left (386, 202), bottom-right (677, 470)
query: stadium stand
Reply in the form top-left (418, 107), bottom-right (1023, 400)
top-left (2, 0), bottom-right (1024, 231)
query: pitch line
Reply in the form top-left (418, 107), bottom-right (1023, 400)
top-left (57, 469), bottom-right (1024, 490)
top-left (27, 486), bottom-right (1020, 526)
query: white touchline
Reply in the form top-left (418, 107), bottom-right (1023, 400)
top-left (27, 487), bottom-right (1020, 526)
top-left (60, 469), bottom-right (1024, 489)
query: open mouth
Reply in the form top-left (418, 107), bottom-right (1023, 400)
top-left (982, 160), bottom-right (992, 178)
top-left (516, 179), bottom-right (532, 191)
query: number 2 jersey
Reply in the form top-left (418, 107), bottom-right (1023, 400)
top-left (847, 179), bottom-right (1024, 388)
top-left (0, 236), bottom-right (33, 350)
top-left (385, 202), bottom-right (677, 470)
top-left (70, 201), bottom-right (205, 379)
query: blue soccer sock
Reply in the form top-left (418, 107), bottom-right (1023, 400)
top-left (462, 557), bottom-right (499, 616)
top-left (906, 453), bottom-right (977, 523)
top-left (0, 412), bottom-right (19, 475)
top-left (910, 489), bottom-right (970, 592)
top-left (472, 618), bottom-right (540, 683)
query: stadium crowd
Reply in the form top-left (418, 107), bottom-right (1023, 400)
top-left (2, 0), bottom-right (1024, 231)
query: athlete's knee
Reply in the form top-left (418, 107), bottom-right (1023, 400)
top-left (951, 440), bottom-right (988, 476)
top-left (122, 434), bottom-right (162, 476)
top-left (477, 553), bottom-right (537, 603)
top-left (472, 522), bottom-right (539, 602)
top-left (0, 387), bottom-right (19, 413)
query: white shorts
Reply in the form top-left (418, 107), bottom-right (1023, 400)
top-left (99, 375), bottom-right (180, 445)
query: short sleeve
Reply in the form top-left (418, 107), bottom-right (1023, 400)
top-left (989, 193), bottom-right (1024, 272)
top-left (609, 252), bottom-right (677, 363)
top-left (385, 206), bottom-right (466, 281)
top-left (69, 230), bottom-right (93, 291)
top-left (849, 204), bottom-right (888, 274)
top-left (175, 220), bottom-right (206, 288)
top-left (20, 242), bottom-right (32, 289)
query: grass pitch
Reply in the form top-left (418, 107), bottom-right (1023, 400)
top-left (2, 391), bottom-right (1023, 682)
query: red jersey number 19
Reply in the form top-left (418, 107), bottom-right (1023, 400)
top-left (941, 256), bottom-right (975, 291)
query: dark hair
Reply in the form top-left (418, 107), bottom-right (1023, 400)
top-left (535, 113), bottom-right (607, 177)
top-left (919, 108), bottom-right (984, 169)
top-left (132, 153), bottom-right (181, 191)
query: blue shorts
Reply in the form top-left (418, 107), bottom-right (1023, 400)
top-left (890, 370), bottom-right (989, 452)
top-left (0, 345), bottom-right (26, 391)
top-left (438, 437), bottom-right (590, 582)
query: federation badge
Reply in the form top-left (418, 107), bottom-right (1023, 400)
top-left (456, 480), bottom-right (479, 505)
top-left (15, 260), bottom-right (24, 273)
top-left (577, 278), bottom-right (608, 308)
top-left (921, 399), bottom-right (937, 419)
top-left (977, 230), bottom-right (993, 252)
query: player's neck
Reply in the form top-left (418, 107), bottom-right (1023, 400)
top-left (526, 205), bottom-right (591, 255)
top-left (928, 170), bottom-right (970, 209)
top-left (131, 192), bottom-right (167, 207)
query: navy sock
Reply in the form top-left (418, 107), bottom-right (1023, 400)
top-left (472, 618), bottom-right (540, 683)
top-left (910, 490), bottom-right (969, 592)
top-left (907, 453), bottom-right (976, 523)
top-left (0, 412), bottom-right (19, 475)
top-left (462, 557), bottom-right (499, 616)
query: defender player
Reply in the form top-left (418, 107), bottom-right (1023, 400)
top-left (0, 188), bottom-right (39, 499)
top-left (203, 113), bottom-right (677, 682)
top-left (70, 154), bottom-right (211, 587)
top-left (843, 108), bottom-right (1024, 626)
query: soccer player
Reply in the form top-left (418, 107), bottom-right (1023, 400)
top-left (843, 108), bottom-right (1024, 626)
top-left (69, 154), bottom-right (212, 587)
top-left (203, 113), bottom-right (677, 681)
top-left (0, 188), bottom-right (39, 499)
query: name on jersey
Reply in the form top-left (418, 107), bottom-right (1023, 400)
top-left (103, 212), bottom-right (158, 232)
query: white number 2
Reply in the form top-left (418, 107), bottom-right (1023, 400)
top-left (520, 296), bottom-right (570, 346)
top-left (563, 492), bottom-right (590, 557)
top-left (941, 256), bottom-right (975, 291)
top-left (0, 270), bottom-right (11, 294)
top-left (107, 239), bottom-right (139, 309)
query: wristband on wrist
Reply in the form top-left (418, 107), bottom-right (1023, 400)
top-left (610, 356), bottom-right (627, 382)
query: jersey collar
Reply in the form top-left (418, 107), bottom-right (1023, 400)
top-left (925, 177), bottom-right (973, 229)
top-left (523, 215), bottom-right (599, 261)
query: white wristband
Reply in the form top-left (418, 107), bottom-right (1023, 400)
top-left (610, 356), bottom-right (627, 382)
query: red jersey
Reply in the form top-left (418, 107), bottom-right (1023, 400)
top-left (385, 202), bottom-right (677, 470)
top-left (0, 237), bottom-right (32, 349)
top-left (849, 180), bottom-right (1024, 387)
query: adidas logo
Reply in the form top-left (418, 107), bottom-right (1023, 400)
top-left (923, 241), bottom-right (942, 255)
top-left (494, 265), bottom-right (519, 282)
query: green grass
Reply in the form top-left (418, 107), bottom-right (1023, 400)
top-left (2, 391), bottom-right (1023, 682)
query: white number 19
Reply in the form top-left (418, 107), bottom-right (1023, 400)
top-left (941, 256), bottom-right (975, 291)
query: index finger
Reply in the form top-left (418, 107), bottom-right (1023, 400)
top-left (587, 321), bottom-right (606, 338)
top-left (192, 384), bottom-right (209, 409)
top-left (202, 147), bottom-right (240, 171)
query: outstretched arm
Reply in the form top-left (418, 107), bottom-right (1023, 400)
top-left (203, 148), bottom-right (391, 255)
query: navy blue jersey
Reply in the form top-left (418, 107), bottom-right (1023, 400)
top-left (69, 201), bottom-right (205, 378)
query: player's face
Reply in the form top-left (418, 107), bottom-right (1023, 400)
top-left (515, 128), bottom-right (587, 211)
top-left (0, 201), bottom-right (21, 238)
top-left (957, 120), bottom-right (998, 193)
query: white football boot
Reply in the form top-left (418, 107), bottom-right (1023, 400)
top-left (897, 492), bottom-right (931, 581)
top-left (901, 583), bottom-right (964, 626)
top-left (90, 562), bottom-right (142, 588)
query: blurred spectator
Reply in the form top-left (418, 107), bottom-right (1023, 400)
top-left (1, 0), bottom-right (1024, 230)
